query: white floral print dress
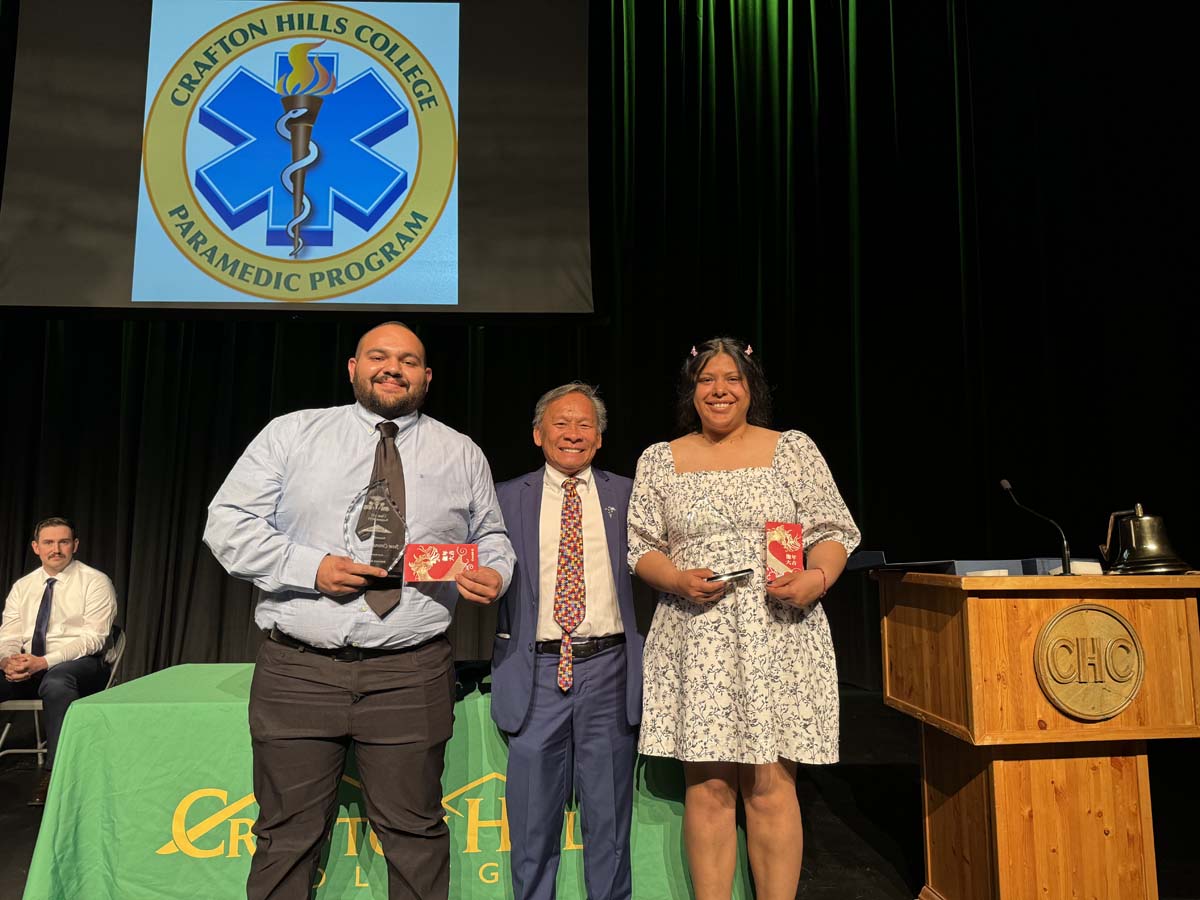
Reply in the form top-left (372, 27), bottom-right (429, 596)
top-left (627, 430), bottom-right (861, 764)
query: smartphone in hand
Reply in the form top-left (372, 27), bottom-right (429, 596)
top-left (705, 569), bottom-right (752, 584)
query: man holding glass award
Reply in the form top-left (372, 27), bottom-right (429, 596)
top-left (204, 322), bottom-right (515, 900)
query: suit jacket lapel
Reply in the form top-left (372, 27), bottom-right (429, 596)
top-left (519, 470), bottom-right (544, 603)
top-left (594, 470), bottom-right (623, 586)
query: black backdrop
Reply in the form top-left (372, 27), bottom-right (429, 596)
top-left (1, 0), bottom-right (1196, 686)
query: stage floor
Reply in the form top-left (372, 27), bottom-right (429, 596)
top-left (3, 687), bottom-right (1197, 899)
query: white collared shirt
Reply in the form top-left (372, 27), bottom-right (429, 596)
top-left (537, 465), bottom-right (623, 641)
top-left (0, 559), bottom-right (117, 668)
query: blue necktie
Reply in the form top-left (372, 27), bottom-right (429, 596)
top-left (30, 578), bottom-right (55, 658)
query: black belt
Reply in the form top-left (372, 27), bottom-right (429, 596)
top-left (535, 633), bottom-right (625, 660)
top-left (267, 626), bottom-right (440, 662)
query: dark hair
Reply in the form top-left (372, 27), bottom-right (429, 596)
top-left (675, 337), bottom-right (773, 434)
top-left (32, 517), bottom-right (75, 541)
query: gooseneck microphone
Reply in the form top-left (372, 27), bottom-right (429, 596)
top-left (1000, 479), bottom-right (1072, 575)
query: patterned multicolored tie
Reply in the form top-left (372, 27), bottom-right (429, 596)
top-left (552, 477), bottom-right (586, 691)
top-left (31, 578), bottom-right (55, 658)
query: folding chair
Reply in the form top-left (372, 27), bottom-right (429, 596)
top-left (0, 624), bottom-right (127, 766)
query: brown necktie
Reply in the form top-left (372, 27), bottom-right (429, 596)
top-left (356, 421), bottom-right (406, 617)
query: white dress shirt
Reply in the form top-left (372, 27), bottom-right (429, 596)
top-left (536, 465), bottom-right (623, 641)
top-left (0, 560), bottom-right (117, 669)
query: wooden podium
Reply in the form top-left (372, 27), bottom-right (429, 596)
top-left (879, 573), bottom-right (1200, 900)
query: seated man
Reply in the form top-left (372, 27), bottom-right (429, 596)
top-left (0, 517), bottom-right (117, 805)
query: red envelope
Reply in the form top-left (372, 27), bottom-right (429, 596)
top-left (404, 543), bottom-right (479, 582)
top-left (765, 522), bottom-right (804, 583)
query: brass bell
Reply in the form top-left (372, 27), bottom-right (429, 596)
top-left (1099, 504), bottom-right (1191, 574)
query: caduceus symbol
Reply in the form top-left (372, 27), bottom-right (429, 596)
top-left (275, 41), bottom-right (337, 257)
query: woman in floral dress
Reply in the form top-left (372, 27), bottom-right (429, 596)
top-left (628, 337), bottom-right (860, 900)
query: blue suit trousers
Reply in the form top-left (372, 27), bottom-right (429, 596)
top-left (504, 643), bottom-right (636, 900)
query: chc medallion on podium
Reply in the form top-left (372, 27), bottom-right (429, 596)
top-left (1034, 604), bottom-right (1144, 721)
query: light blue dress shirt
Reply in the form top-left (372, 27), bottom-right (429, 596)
top-left (204, 402), bottom-right (515, 649)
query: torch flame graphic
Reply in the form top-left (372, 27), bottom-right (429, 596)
top-left (274, 41), bottom-right (337, 257)
top-left (277, 41), bottom-right (337, 96)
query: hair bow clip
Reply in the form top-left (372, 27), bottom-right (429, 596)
top-left (744, 344), bottom-right (754, 356)
top-left (689, 346), bottom-right (698, 358)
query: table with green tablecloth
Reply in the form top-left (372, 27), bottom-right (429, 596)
top-left (23, 664), bottom-right (752, 899)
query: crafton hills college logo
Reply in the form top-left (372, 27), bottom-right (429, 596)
top-left (141, 2), bottom-right (457, 301)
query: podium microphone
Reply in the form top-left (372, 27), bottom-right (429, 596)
top-left (1000, 479), bottom-right (1072, 575)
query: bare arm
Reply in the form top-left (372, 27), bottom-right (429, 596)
top-left (766, 540), bottom-right (848, 609)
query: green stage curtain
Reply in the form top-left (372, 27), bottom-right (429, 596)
top-left (2, 2), bottom-right (1196, 685)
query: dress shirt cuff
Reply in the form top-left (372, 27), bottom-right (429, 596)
top-left (482, 556), bottom-right (514, 595)
top-left (282, 544), bottom-right (330, 593)
top-left (477, 538), bottom-right (515, 595)
top-left (43, 650), bottom-right (65, 669)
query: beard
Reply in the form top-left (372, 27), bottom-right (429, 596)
top-left (353, 373), bottom-right (429, 419)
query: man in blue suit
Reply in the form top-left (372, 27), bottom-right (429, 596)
top-left (491, 382), bottom-right (643, 900)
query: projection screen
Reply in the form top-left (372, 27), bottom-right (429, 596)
top-left (0, 0), bottom-right (592, 311)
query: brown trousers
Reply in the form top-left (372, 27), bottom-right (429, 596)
top-left (245, 635), bottom-right (455, 900)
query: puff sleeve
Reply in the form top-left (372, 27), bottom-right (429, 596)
top-left (627, 442), bottom-right (672, 572)
top-left (778, 431), bottom-right (861, 554)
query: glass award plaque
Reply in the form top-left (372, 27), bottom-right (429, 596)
top-left (343, 479), bottom-right (407, 574)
